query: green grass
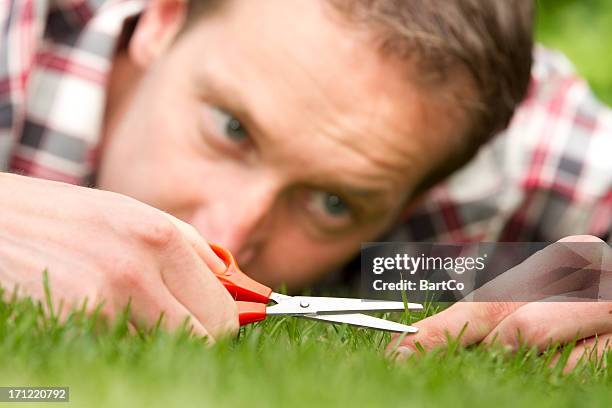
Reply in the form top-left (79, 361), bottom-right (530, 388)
top-left (1, 286), bottom-right (611, 408)
top-left (537, 0), bottom-right (612, 105)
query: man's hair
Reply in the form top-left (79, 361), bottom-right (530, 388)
top-left (185, 0), bottom-right (534, 194)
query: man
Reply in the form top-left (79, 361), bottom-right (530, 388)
top-left (1, 0), bottom-right (610, 364)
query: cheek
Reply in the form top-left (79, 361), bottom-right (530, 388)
top-left (99, 71), bottom-right (214, 210)
top-left (249, 226), bottom-right (366, 289)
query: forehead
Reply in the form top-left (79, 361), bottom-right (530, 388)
top-left (178, 0), bottom-right (458, 196)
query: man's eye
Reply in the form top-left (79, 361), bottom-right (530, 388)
top-left (211, 107), bottom-right (249, 143)
top-left (319, 193), bottom-right (349, 217)
top-left (304, 190), bottom-right (353, 228)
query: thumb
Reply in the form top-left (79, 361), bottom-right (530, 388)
top-left (386, 301), bottom-right (523, 356)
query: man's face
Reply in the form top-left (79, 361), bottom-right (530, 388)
top-left (98, 0), bottom-right (460, 288)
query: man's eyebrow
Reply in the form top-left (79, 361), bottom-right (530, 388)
top-left (333, 184), bottom-right (398, 214)
top-left (200, 73), bottom-right (268, 141)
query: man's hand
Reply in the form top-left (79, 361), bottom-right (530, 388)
top-left (387, 235), bottom-right (612, 370)
top-left (0, 173), bottom-right (238, 341)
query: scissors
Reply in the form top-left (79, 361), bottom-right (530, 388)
top-left (210, 244), bottom-right (422, 333)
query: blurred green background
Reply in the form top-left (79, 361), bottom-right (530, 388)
top-left (537, 0), bottom-right (612, 105)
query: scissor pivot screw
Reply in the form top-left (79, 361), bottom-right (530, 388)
top-left (299, 300), bottom-right (310, 308)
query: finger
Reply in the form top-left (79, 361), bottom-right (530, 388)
top-left (158, 211), bottom-right (227, 273)
top-left (159, 233), bottom-right (239, 338)
top-left (127, 282), bottom-right (212, 341)
top-left (558, 235), bottom-right (605, 244)
top-left (387, 301), bottom-right (524, 355)
top-left (468, 243), bottom-right (598, 303)
top-left (464, 235), bottom-right (606, 304)
top-left (482, 300), bottom-right (612, 351)
top-left (552, 333), bottom-right (612, 373)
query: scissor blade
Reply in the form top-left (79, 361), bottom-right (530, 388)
top-left (303, 313), bottom-right (418, 333)
top-left (266, 295), bottom-right (422, 316)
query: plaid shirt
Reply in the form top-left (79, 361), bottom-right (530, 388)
top-left (1, 0), bottom-right (611, 243)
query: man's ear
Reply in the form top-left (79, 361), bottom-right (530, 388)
top-left (128, 0), bottom-right (187, 68)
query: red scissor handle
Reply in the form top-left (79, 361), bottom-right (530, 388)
top-left (209, 244), bottom-right (272, 325)
top-left (235, 301), bottom-right (267, 326)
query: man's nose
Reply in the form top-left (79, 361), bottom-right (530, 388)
top-left (189, 183), bottom-right (278, 266)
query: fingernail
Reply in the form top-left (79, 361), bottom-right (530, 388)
top-left (392, 346), bottom-right (414, 362)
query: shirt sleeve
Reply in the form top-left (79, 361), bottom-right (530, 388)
top-left (385, 46), bottom-right (612, 244)
top-left (0, 0), bottom-right (50, 171)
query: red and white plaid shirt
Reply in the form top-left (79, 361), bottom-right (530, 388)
top-left (1, 0), bottom-right (611, 243)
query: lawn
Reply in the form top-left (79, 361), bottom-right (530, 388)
top-left (536, 0), bottom-right (612, 105)
top-left (2, 289), bottom-right (611, 408)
